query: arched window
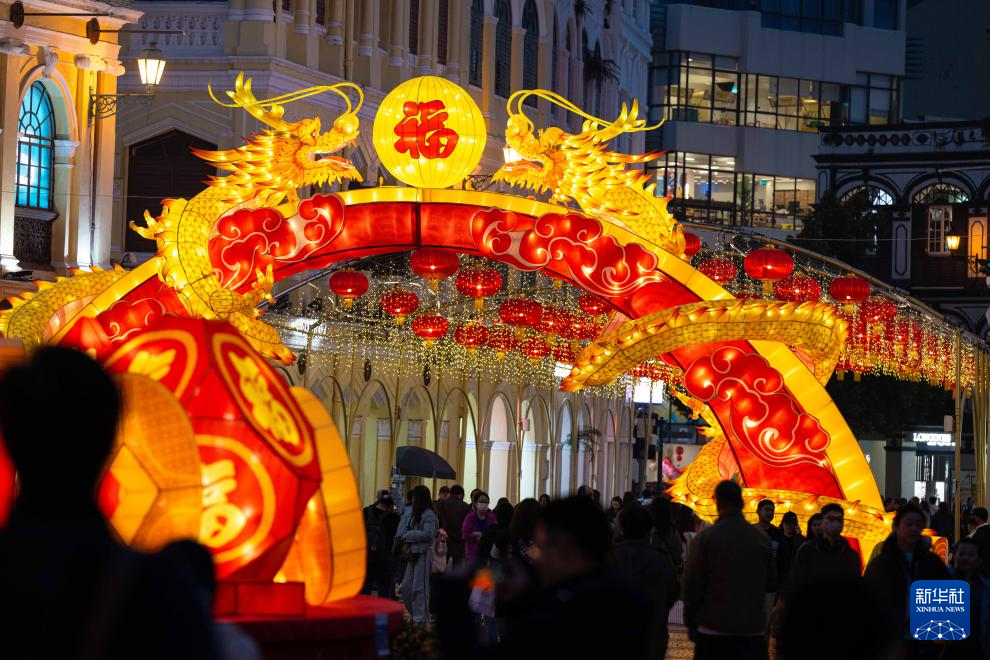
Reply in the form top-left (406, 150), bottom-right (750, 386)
top-left (551, 12), bottom-right (559, 91)
top-left (469, 0), bottom-right (483, 85)
top-left (437, 0), bottom-right (449, 65)
top-left (16, 81), bottom-right (56, 209)
top-left (842, 185), bottom-right (894, 206)
top-left (913, 183), bottom-right (969, 204)
top-left (522, 0), bottom-right (539, 106)
top-left (409, 0), bottom-right (419, 56)
top-left (494, 0), bottom-right (512, 97)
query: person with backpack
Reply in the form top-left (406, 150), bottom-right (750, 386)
top-left (361, 492), bottom-right (400, 599)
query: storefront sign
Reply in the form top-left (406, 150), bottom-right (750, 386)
top-left (913, 432), bottom-right (953, 448)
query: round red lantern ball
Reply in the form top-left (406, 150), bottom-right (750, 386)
top-left (743, 247), bottom-right (794, 283)
top-left (577, 294), bottom-right (608, 317)
top-left (829, 276), bottom-right (871, 307)
top-left (683, 232), bottom-right (702, 259)
top-left (380, 289), bottom-right (419, 325)
top-left (535, 306), bottom-right (573, 335)
top-left (454, 323), bottom-right (488, 354)
top-left (486, 325), bottom-right (518, 359)
top-left (411, 314), bottom-right (449, 346)
top-left (410, 248), bottom-right (459, 289)
top-left (519, 336), bottom-right (551, 363)
top-left (455, 265), bottom-right (503, 310)
top-left (698, 258), bottom-right (737, 285)
top-left (773, 275), bottom-right (822, 303)
top-left (329, 270), bottom-right (369, 309)
top-left (499, 299), bottom-right (542, 329)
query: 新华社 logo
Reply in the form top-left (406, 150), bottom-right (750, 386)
top-left (910, 580), bottom-right (970, 641)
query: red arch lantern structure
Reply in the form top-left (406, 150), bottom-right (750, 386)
top-left (328, 270), bottom-right (369, 308)
top-left (744, 247), bottom-right (795, 296)
top-left (410, 248), bottom-right (459, 290)
top-left (455, 265), bottom-right (504, 310)
top-left (380, 289), bottom-right (419, 325)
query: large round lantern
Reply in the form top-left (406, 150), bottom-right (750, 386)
top-left (380, 289), bottom-right (419, 325)
top-left (519, 335), bottom-right (551, 364)
top-left (328, 270), bottom-right (369, 308)
top-left (698, 257), bottom-right (737, 286)
top-left (829, 275), bottom-right (871, 313)
top-left (577, 294), bottom-right (608, 317)
top-left (411, 314), bottom-right (449, 347)
top-left (499, 299), bottom-right (542, 335)
top-left (683, 232), bottom-right (702, 259)
top-left (744, 247), bottom-right (794, 296)
top-left (773, 275), bottom-right (822, 303)
top-left (486, 325), bottom-right (518, 359)
top-left (410, 248), bottom-right (459, 290)
top-left (372, 76), bottom-right (487, 189)
top-left (535, 306), bottom-right (573, 336)
top-left (454, 323), bottom-right (488, 354)
top-left (455, 265), bottom-right (504, 310)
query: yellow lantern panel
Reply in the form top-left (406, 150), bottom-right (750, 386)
top-left (373, 76), bottom-right (487, 189)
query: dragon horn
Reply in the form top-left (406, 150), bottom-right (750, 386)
top-left (208, 73), bottom-right (293, 132)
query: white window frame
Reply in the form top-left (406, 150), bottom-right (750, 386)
top-left (927, 205), bottom-right (952, 255)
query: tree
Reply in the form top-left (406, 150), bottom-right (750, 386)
top-left (792, 189), bottom-right (877, 263)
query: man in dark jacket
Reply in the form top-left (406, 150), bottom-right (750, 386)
top-left (361, 492), bottom-right (400, 598)
top-left (609, 502), bottom-right (679, 659)
top-left (789, 503), bottom-right (860, 593)
top-left (775, 511), bottom-right (804, 598)
top-left (971, 506), bottom-right (990, 574)
top-left (865, 502), bottom-right (949, 648)
top-left (683, 480), bottom-right (776, 659)
top-left (436, 484), bottom-right (471, 567)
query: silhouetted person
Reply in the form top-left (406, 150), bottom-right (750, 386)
top-left (947, 537), bottom-right (990, 659)
top-left (789, 503), bottom-right (859, 594)
top-left (971, 507), bottom-right (990, 573)
top-left (683, 480), bottom-right (775, 660)
top-left (361, 492), bottom-right (400, 599)
top-left (436, 484), bottom-right (471, 568)
top-left (0, 348), bottom-right (217, 659)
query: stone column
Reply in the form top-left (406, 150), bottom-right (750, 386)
top-left (0, 53), bottom-right (21, 272)
top-left (509, 26), bottom-right (524, 95)
top-left (238, 0), bottom-right (277, 56)
top-left (445, 0), bottom-right (462, 83)
top-left (480, 15), bottom-right (497, 117)
top-left (353, 0), bottom-right (379, 86)
top-left (416, 0), bottom-right (436, 76)
top-left (384, 0), bottom-right (408, 88)
top-left (50, 140), bottom-right (79, 272)
top-left (324, 0), bottom-right (345, 76)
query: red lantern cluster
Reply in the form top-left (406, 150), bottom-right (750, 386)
top-left (698, 258), bottom-right (737, 285)
top-left (328, 270), bottom-right (369, 309)
top-left (499, 299), bottom-right (543, 332)
top-left (683, 232), bottom-right (702, 259)
top-left (744, 247), bottom-right (794, 295)
top-left (551, 343), bottom-right (577, 365)
top-left (773, 275), bottom-right (822, 303)
top-left (411, 314), bottom-right (449, 346)
top-left (410, 248), bottom-right (459, 290)
top-left (380, 289), bottom-right (419, 325)
top-left (577, 294), bottom-right (608, 317)
top-left (859, 296), bottom-right (897, 327)
top-left (454, 323), bottom-right (488, 354)
top-left (455, 265), bottom-right (504, 310)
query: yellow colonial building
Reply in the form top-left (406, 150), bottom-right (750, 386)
top-left (109, 0), bottom-right (655, 505)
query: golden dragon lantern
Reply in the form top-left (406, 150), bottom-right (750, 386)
top-left (0, 71), bottom-right (931, 610)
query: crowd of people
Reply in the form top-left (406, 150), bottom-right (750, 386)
top-left (363, 478), bottom-right (990, 660)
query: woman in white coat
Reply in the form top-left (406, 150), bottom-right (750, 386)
top-left (396, 485), bottom-right (438, 625)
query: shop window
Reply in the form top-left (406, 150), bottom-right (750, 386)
top-left (16, 81), bottom-right (55, 210)
top-left (926, 206), bottom-right (951, 255)
top-left (469, 0), bottom-right (483, 85)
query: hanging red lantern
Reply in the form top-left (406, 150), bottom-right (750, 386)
top-left (859, 296), bottom-right (897, 326)
top-left (577, 294), bottom-right (608, 317)
top-left (455, 265), bottom-right (504, 310)
top-left (743, 247), bottom-right (795, 296)
top-left (411, 314), bottom-right (449, 347)
top-left (410, 248), bottom-right (460, 290)
top-left (698, 257), bottom-right (737, 285)
top-left (552, 343), bottom-right (577, 365)
top-left (519, 336), bottom-right (551, 364)
top-left (829, 276), bottom-right (871, 313)
top-left (486, 325), bottom-right (518, 359)
top-left (535, 306), bottom-right (573, 336)
top-left (380, 289), bottom-right (419, 325)
top-left (454, 323), bottom-right (488, 354)
top-left (683, 232), bottom-right (702, 259)
top-left (328, 270), bottom-right (369, 309)
top-left (773, 275), bottom-right (822, 303)
top-left (499, 299), bottom-right (542, 334)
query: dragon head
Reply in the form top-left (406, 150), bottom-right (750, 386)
top-left (493, 99), bottom-right (568, 198)
top-left (196, 74), bottom-right (365, 206)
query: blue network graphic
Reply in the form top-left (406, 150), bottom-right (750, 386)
top-left (913, 620), bottom-right (968, 640)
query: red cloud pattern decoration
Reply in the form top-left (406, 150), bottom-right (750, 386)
top-left (684, 346), bottom-right (832, 471)
top-left (209, 194), bottom-right (345, 291)
top-left (470, 209), bottom-right (663, 298)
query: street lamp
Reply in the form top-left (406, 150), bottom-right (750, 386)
top-left (89, 42), bottom-right (168, 123)
top-left (946, 234), bottom-right (962, 252)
